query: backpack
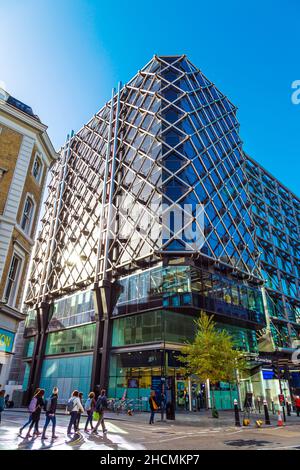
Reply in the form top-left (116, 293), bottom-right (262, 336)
top-left (95, 396), bottom-right (106, 412)
top-left (28, 397), bottom-right (37, 413)
top-left (66, 397), bottom-right (76, 413)
top-left (85, 398), bottom-right (92, 411)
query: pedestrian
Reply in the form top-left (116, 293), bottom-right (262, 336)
top-left (41, 387), bottom-right (58, 440)
top-left (84, 391), bottom-right (96, 432)
top-left (160, 392), bottom-right (166, 421)
top-left (4, 394), bottom-right (9, 408)
top-left (25, 389), bottom-right (45, 438)
top-left (295, 396), bottom-right (300, 416)
top-left (66, 390), bottom-right (84, 435)
top-left (149, 390), bottom-right (159, 425)
top-left (92, 389), bottom-right (108, 435)
top-left (19, 388), bottom-right (41, 436)
top-left (75, 392), bottom-right (84, 431)
top-left (184, 391), bottom-right (189, 411)
top-left (0, 390), bottom-right (5, 424)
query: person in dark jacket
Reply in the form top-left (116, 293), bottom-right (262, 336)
top-left (41, 387), bottom-right (58, 440)
top-left (25, 389), bottom-right (45, 438)
top-left (92, 389), bottom-right (108, 434)
top-left (149, 390), bottom-right (159, 425)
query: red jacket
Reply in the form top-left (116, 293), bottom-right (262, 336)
top-left (294, 398), bottom-right (300, 408)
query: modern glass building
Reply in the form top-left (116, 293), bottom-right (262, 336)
top-left (21, 55), bottom-right (300, 409)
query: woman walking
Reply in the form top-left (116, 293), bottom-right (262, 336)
top-left (25, 389), bottom-right (45, 438)
top-left (19, 388), bottom-right (41, 436)
top-left (84, 391), bottom-right (96, 432)
top-left (66, 390), bottom-right (84, 435)
top-left (41, 387), bottom-right (58, 440)
top-left (149, 390), bottom-right (159, 425)
top-left (75, 392), bottom-right (84, 431)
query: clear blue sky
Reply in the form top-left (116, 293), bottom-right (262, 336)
top-left (1, 0), bottom-right (299, 195)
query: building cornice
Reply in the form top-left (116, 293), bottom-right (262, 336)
top-left (0, 303), bottom-right (26, 322)
top-left (0, 100), bottom-right (59, 164)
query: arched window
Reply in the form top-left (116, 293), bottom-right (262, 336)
top-left (21, 196), bottom-right (35, 235)
top-left (32, 154), bottom-right (43, 183)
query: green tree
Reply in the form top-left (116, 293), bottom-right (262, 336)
top-left (178, 312), bottom-right (247, 415)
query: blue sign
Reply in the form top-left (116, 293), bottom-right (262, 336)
top-left (263, 369), bottom-right (274, 380)
top-left (0, 328), bottom-right (15, 353)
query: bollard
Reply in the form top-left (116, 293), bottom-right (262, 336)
top-left (282, 405), bottom-right (286, 423)
top-left (234, 399), bottom-right (241, 427)
top-left (263, 399), bottom-right (271, 425)
top-left (287, 402), bottom-right (291, 417)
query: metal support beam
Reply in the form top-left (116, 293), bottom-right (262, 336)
top-left (95, 88), bottom-right (115, 283)
top-left (39, 131), bottom-right (74, 302)
top-left (24, 302), bottom-right (50, 403)
top-left (103, 81), bottom-right (122, 279)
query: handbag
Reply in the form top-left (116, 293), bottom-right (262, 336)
top-left (93, 411), bottom-right (100, 421)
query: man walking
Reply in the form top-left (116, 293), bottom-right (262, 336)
top-left (92, 389), bottom-right (108, 435)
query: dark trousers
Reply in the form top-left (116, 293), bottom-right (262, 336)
top-left (0, 411), bottom-right (2, 423)
top-left (297, 407), bottom-right (300, 417)
top-left (75, 412), bottom-right (81, 430)
top-left (67, 411), bottom-right (79, 434)
top-left (20, 414), bottom-right (32, 431)
top-left (161, 403), bottom-right (166, 420)
top-left (149, 410), bottom-right (155, 424)
top-left (85, 410), bottom-right (94, 430)
top-left (43, 415), bottom-right (56, 436)
top-left (27, 415), bottom-right (40, 435)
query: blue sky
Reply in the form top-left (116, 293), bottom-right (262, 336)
top-left (1, 0), bottom-right (299, 194)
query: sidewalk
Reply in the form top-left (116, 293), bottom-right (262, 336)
top-left (7, 407), bottom-right (300, 428)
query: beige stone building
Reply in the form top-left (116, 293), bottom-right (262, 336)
top-left (0, 87), bottom-right (57, 388)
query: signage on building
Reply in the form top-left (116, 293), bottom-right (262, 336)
top-left (0, 328), bottom-right (15, 353)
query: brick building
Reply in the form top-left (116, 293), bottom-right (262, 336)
top-left (0, 86), bottom-right (57, 389)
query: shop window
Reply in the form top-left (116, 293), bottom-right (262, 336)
top-left (45, 323), bottom-right (96, 355)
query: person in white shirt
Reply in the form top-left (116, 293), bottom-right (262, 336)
top-left (66, 390), bottom-right (84, 435)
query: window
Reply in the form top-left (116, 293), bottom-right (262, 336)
top-left (4, 254), bottom-right (22, 306)
top-left (21, 196), bottom-right (34, 234)
top-left (32, 154), bottom-right (43, 183)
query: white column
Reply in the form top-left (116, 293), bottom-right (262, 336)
top-left (206, 379), bottom-right (212, 409)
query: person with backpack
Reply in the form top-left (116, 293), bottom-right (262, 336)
top-left (66, 390), bottom-right (84, 435)
top-left (149, 390), bottom-right (159, 425)
top-left (92, 389), bottom-right (108, 435)
top-left (75, 392), bottom-right (84, 431)
top-left (84, 391), bottom-right (96, 432)
top-left (0, 390), bottom-right (5, 424)
top-left (19, 388), bottom-right (41, 436)
top-left (25, 389), bottom-right (45, 438)
top-left (41, 387), bottom-right (58, 440)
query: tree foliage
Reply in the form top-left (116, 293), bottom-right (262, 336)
top-left (178, 312), bottom-right (247, 384)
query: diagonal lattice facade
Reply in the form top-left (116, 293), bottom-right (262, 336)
top-left (26, 55), bottom-right (262, 307)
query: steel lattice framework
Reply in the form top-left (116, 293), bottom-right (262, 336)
top-left (26, 55), bottom-right (262, 306)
